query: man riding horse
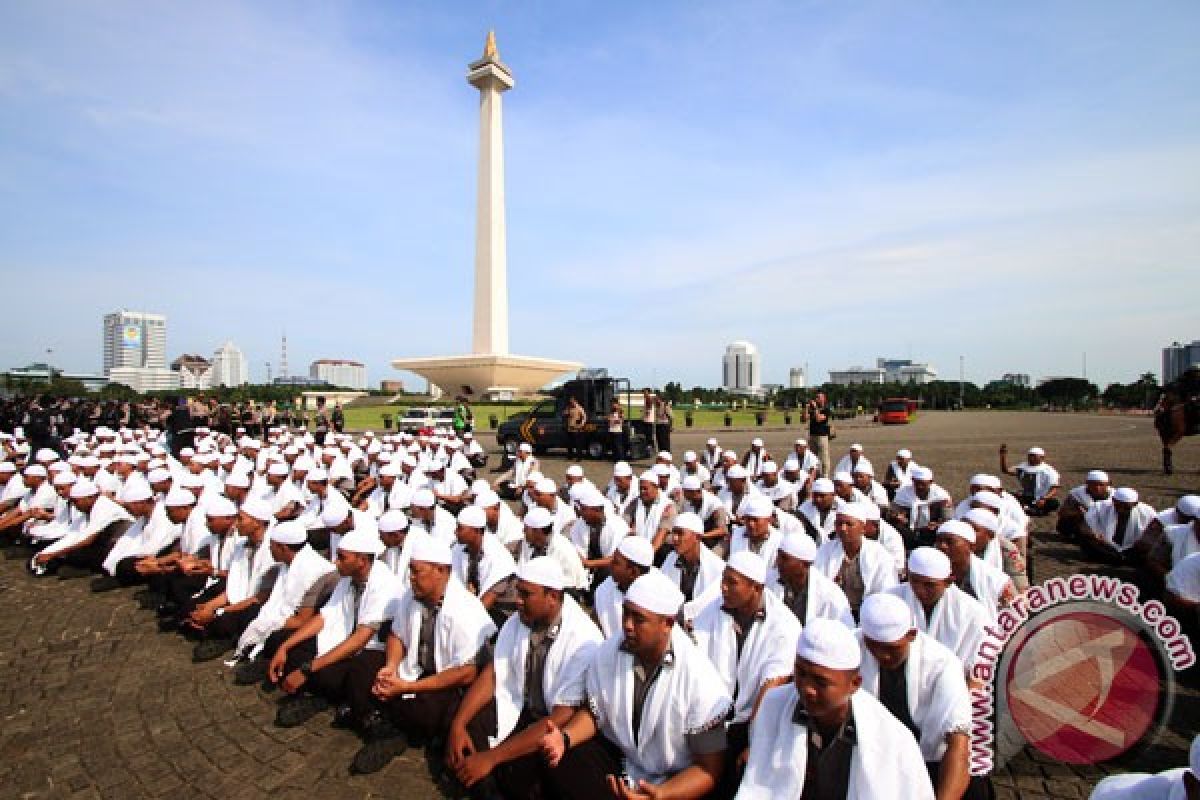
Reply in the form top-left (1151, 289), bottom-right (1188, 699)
top-left (1155, 366), bottom-right (1200, 474)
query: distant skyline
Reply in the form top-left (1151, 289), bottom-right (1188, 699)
top-left (2, 2), bottom-right (1197, 390)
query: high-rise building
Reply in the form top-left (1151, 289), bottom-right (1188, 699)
top-left (102, 310), bottom-right (167, 375)
top-left (1162, 341), bottom-right (1200, 384)
top-left (722, 341), bottom-right (761, 395)
top-left (788, 367), bottom-right (806, 389)
top-left (1001, 373), bottom-right (1031, 388)
top-left (101, 310), bottom-right (176, 393)
top-left (211, 341), bottom-right (249, 387)
top-left (310, 359), bottom-right (367, 390)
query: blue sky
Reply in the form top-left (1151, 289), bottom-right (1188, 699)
top-left (1, 1), bottom-right (1198, 390)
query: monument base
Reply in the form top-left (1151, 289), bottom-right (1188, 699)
top-left (390, 353), bottom-right (582, 399)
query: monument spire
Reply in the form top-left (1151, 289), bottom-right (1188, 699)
top-left (467, 31), bottom-right (514, 355)
top-left (392, 34), bottom-right (580, 399)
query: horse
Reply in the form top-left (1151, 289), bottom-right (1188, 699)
top-left (1155, 368), bottom-right (1200, 474)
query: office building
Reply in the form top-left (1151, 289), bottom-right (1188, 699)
top-left (723, 341), bottom-right (761, 395)
top-left (211, 341), bottom-right (248, 387)
top-left (1163, 341), bottom-right (1200, 384)
top-left (102, 310), bottom-right (167, 375)
top-left (310, 359), bottom-right (367, 390)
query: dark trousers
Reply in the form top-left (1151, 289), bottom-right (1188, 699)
top-left (655, 423), bottom-right (671, 455)
top-left (113, 556), bottom-right (146, 586)
top-left (714, 721), bottom-right (749, 800)
top-left (282, 639), bottom-right (385, 715)
top-left (566, 430), bottom-right (585, 459)
top-left (340, 648), bottom-right (388, 726)
top-left (381, 684), bottom-right (464, 745)
top-left (608, 431), bottom-right (626, 461)
top-left (463, 703), bottom-right (553, 800)
top-left (206, 603), bottom-right (261, 641)
top-left (542, 733), bottom-right (624, 800)
top-left (50, 535), bottom-right (111, 573)
top-left (1021, 495), bottom-right (1060, 516)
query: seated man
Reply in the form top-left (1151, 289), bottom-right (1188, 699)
top-left (851, 464), bottom-right (889, 508)
top-left (729, 495), bottom-right (783, 568)
top-left (661, 511), bottom-right (726, 619)
top-left (268, 526), bottom-right (399, 730)
top-left (736, 618), bottom-right (933, 799)
top-left (1056, 469), bottom-right (1111, 540)
top-left (796, 478), bottom-right (838, 546)
top-left (352, 537), bottom-right (496, 774)
top-left (625, 470), bottom-right (677, 562)
top-left (1164, 552), bottom-right (1200, 644)
top-left (493, 443), bottom-right (539, 501)
top-left (999, 444), bottom-right (1060, 516)
top-left (1078, 487), bottom-right (1157, 565)
top-left (768, 532), bottom-right (853, 628)
top-left (445, 558), bottom-right (604, 799)
top-left (756, 462), bottom-right (798, 514)
top-left (410, 488), bottom-right (458, 546)
top-left (890, 548), bottom-right (989, 675)
top-left (92, 478), bottom-right (181, 592)
top-left (691, 551), bottom-right (801, 796)
top-left (934, 521), bottom-right (1015, 624)
top-left (232, 520), bottom-right (338, 685)
top-left (814, 503), bottom-right (897, 621)
top-left (185, 497), bottom-right (278, 662)
top-left (452, 505), bottom-right (517, 615)
top-left (862, 503), bottom-right (906, 580)
top-left (593, 535), bottom-right (654, 639)
top-left (514, 506), bottom-right (589, 595)
top-left (857, 595), bottom-right (979, 800)
top-left (678, 475), bottom-right (731, 556)
top-left (882, 449), bottom-right (917, 500)
top-left (475, 488), bottom-right (525, 549)
top-left (890, 467), bottom-right (952, 549)
top-left (540, 571), bottom-right (732, 800)
top-left (566, 485), bottom-right (629, 594)
top-left (605, 462), bottom-right (637, 518)
top-left (31, 478), bottom-right (135, 578)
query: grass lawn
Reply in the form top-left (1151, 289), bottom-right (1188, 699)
top-left (341, 402), bottom-right (821, 433)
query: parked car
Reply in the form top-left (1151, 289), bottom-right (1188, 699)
top-left (397, 406), bottom-right (457, 434)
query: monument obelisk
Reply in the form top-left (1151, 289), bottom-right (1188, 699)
top-left (392, 32), bottom-right (581, 398)
top-left (470, 30), bottom-right (511, 357)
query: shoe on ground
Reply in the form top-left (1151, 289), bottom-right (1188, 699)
top-left (90, 575), bottom-right (123, 593)
top-left (275, 694), bottom-right (330, 728)
top-left (157, 617), bottom-right (180, 633)
top-left (138, 591), bottom-right (166, 610)
top-left (232, 658), bottom-right (268, 686)
top-left (331, 704), bottom-right (355, 729)
top-left (350, 731), bottom-right (408, 774)
top-left (57, 564), bottom-right (93, 580)
top-left (193, 638), bottom-right (235, 663)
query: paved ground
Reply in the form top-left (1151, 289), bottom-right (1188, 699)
top-left (0, 411), bottom-right (1196, 799)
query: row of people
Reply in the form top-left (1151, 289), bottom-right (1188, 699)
top-left (0, 423), bottom-right (1193, 799)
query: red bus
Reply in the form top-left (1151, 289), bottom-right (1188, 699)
top-left (879, 397), bottom-right (917, 424)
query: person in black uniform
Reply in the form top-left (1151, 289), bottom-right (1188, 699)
top-left (166, 398), bottom-right (196, 459)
